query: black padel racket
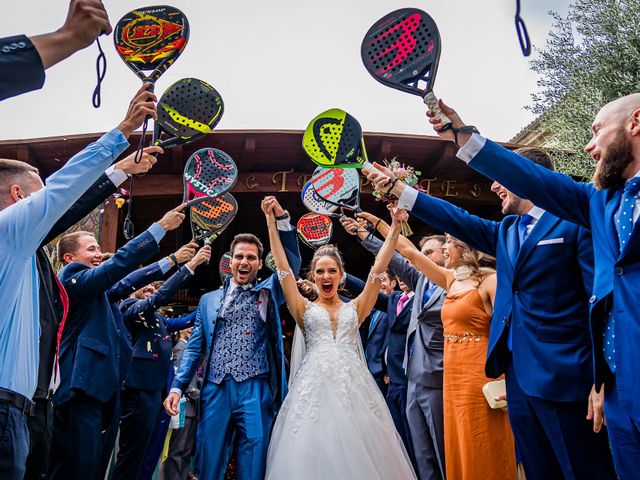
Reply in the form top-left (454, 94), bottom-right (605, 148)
top-left (310, 166), bottom-right (362, 213)
top-left (265, 251), bottom-right (277, 273)
top-left (154, 78), bottom-right (224, 150)
top-left (361, 8), bottom-right (451, 129)
top-left (219, 251), bottom-right (233, 283)
top-left (189, 193), bottom-right (238, 245)
top-left (114, 6), bottom-right (189, 86)
top-left (301, 180), bottom-right (341, 218)
top-left (303, 108), bottom-right (372, 170)
top-left (297, 213), bottom-right (333, 250)
top-left (183, 148), bottom-right (238, 203)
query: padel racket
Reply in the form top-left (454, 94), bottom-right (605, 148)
top-left (310, 166), bottom-right (362, 213)
top-left (361, 8), bottom-right (451, 129)
top-left (303, 108), bottom-right (372, 170)
top-left (265, 251), bottom-right (277, 273)
top-left (297, 213), bottom-right (333, 250)
top-left (154, 78), bottom-right (224, 149)
top-left (189, 193), bottom-right (238, 244)
top-left (219, 251), bottom-right (233, 283)
top-left (183, 148), bottom-right (238, 203)
top-left (114, 6), bottom-right (189, 86)
top-left (301, 180), bottom-right (342, 217)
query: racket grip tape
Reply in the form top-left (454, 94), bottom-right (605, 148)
top-left (423, 92), bottom-right (452, 130)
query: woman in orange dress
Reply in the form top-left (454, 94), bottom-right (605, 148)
top-left (393, 219), bottom-right (517, 480)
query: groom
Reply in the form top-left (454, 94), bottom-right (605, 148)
top-left (164, 196), bottom-right (301, 480)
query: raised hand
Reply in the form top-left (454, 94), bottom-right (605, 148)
top-left (187, 245), bottom-right (212, 270)
top-left (158, 203), bottom-right (187, 231)
top-left (261, 196), bottom-right (286, 221)
top-left (339, 216), bottom-right (361, 236)
top-left (426, 100), bottom-right (468, 145)
top-left (173, 242), bottom-right (198, 264)
top-left (117, 84), bottom-right (158, 138)
top-left (114, 146), bottom-right (161, 175)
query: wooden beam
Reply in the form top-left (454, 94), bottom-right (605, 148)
top-left (99, 200), bottom-right (119, 253)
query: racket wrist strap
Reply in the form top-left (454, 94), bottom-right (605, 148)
top-left (452, 125), bottom-right (480, 149)
top-left (275, 211), bottom-right (290, 221)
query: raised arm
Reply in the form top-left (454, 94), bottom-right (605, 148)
top-left (263, 197), bottom-right (307, 327)
top-left (354, 208), bottom-right (402, 321)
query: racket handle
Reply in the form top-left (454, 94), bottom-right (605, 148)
top-left (423, 92), bottom-right (452, 130)
top-left (361, 160), bottom-right (375, 174)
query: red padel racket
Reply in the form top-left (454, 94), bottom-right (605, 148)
top-left (361, 8), bottom-right (451, 129)
top-left (297, 213), bottom-right (333, 250)
top-left (219, 251), bottom-right (233, 283)
top-left (183, 148), bottom-right (238, 203)
top-left (301, 180), bottom-right (342, 218)
top-left (309, 166), bottom-right (362, 213)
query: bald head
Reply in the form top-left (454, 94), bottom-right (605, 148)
top-left (597, 93), bottom-right (640, 125)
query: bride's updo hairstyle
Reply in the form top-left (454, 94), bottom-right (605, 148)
top-left (307, 244), bottom-right (346, 283)
top-left (446, 234), bottom-right (495, 283)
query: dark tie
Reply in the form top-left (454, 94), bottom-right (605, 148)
top-left (604, 177), bottom-right (640, 372)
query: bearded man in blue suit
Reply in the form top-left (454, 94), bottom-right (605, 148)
top-left (398, 96), bottom-right (640, 478)
top-left (164, 196), bottom-right (301, 480)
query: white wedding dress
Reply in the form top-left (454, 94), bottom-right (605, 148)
top-left (266, 300), bottom-right (417, 479)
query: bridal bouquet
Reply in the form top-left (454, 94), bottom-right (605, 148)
top-left (372, 158), bottom-right (423, 236)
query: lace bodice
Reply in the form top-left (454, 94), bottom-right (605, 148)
top-left (302, 301), bottom-right (361, 355)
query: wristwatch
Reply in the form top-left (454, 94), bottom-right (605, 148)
top-left (169, 253), bottom-right (178, 265)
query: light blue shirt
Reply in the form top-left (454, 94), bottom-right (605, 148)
top-left (0, 128), bottom-right (129, 399)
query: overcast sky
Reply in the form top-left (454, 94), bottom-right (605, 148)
top-left (1, 0), bottom-right (570, 142)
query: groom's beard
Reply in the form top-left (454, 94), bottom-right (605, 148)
top-left (592, 131), bottom-right (635, 190)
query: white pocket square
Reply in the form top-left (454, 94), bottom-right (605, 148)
top-left (537, 238), bottom-right (564, 245)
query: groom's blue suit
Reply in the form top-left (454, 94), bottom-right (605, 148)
top-left (456, 135), bottom-right (636, 477)
top-left (172, 226), bottom-right (301, 480)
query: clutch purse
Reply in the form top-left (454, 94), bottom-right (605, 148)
top-left (483, 379), bottom-right (507, 409)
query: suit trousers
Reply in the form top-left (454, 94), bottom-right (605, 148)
top-left (112, 387), bottom-right (162, 480)
top-left (197, 377), bottom-right (273, 480)
top-left (24, 397), bottom-right (54, 480)
top-left (604, 374), bottom-right (640, 479)
top-left (48, 392), bottom-right (115, 480)
top-left (505, 358), bottom-right (616, 480)
top-left (0, 402), bottom-right (30, 480)
top-left (386, 382), bottom-right (416, 468)
top-left (163, 413), bottom-right (198, 479)
top-left (406, 382), bottom-right (445, 480)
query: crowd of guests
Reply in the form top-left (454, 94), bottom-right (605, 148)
top-left (3, 1), bottom-right (640, 480)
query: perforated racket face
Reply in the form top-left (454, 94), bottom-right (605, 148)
top-left (265, 252), bottom-right (277, 273)
top-left (114, 6), bottom-right (189, 82)
top-left (303, 108), bottom-right (366, 168)
top-left (155, 78), bottom-right (224, 147)
top-left (219, 251), bottom-right (233, 283)
top-left (361, 8), bottom-right (441, 97)
top-left (309, 166), bottom-right (360, 211)
top-left (189, 193), bottom-right (238, 242)
top-left (297, 214), bottom-right (333, 249)
top-left (301, 180), bottom-right (341, 217)
top-left (183, 148), bottom-right (238, 202)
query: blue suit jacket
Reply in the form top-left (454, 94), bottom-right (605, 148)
top-left (56, 231), bottom-right (160, 405)
top-left (0, 35), bottom-right (45, 101)
top-left (172, 228), bottom-right (301, 411)
top-left (120, 265), bottom-right (196, 391)
top-left (465, 138), bottom-right (640, 416)
top-left (410, 191), bottom-right (594, 402)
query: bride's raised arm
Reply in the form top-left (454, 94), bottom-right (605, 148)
top-left (262, 198), bottom-right (307, 328)
top-left (353, 207), bottom-right (402, 322)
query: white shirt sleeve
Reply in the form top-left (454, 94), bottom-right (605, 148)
top-left (105, 165), bottom-right (129, 187)
top-left (456, 133), bottom-right (487, 164)
top-left (397, 186), bottom-right (419, 211)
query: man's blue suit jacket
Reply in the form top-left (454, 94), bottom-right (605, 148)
top-left (409, 191), bottom-right (594, 402)
top-left (172, 228), bottom-right (301, 412)
top-left (120, 265), bottom-right (196, 392)
top-left (464, 138), bottom-right (640, 417)
top-left (56, 230), bottom-right (160, 406)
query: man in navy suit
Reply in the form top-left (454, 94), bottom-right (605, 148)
top-left (164, 196), bottom-right (301, 480)
top-left (368, 147), bottom-right (616, 479)
top-left (413, 96), bottom-right (640, 478)
top-left (1, 0), bottom-right (112, 101)
top-left (47, 205), bottom-right (186, 480)
top-left (112, 246), bottom-right (210, 479)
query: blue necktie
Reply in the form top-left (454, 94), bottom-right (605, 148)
top-left (517, 214), bottom-right (534, 249)
top-left (604, 177), bottom-right (640, 372)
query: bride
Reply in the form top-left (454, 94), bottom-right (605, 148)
top-left (262, 199), bottom-right (417, 480)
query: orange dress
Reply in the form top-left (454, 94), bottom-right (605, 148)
top-left (441, 289), bottom-right (517, 480)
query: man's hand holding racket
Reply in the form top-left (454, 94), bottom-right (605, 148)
top-left (117, 84), bottom-right (158, 138)
top-left (186, 245), bottom-right (212, 271)
top-left (114, 146), bottom-right (162, 176)
top-left (426, 100), bottom-right (476, 149)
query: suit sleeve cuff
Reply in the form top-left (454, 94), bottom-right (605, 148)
top-left (159, 258), bottom-right (172, 274)
top-left (148, 223), bottom-right (166, 243)
top-left (456, 133), bottom-right (487, 164)
top-left (397, 186), bottom-right (419, 212)
top-left (105, 165), bottom-right (129, 187)
top-left (184, 264), bottom-right (195, 275)
top-left (276, 218), bottom-right (294, 231)
top-left (170, 387), bottom-right (182, 395)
